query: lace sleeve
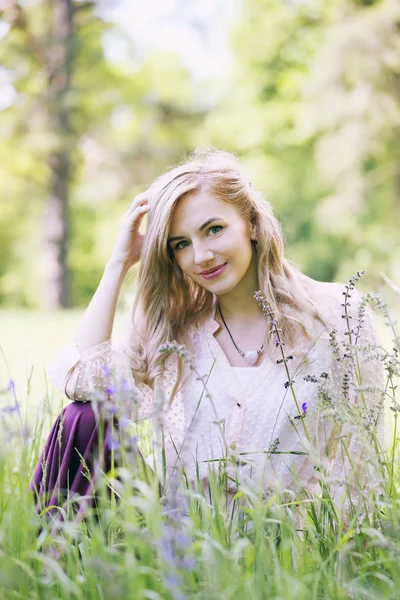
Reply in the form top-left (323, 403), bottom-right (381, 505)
top-left (47, 339), bottom-right (155, 421)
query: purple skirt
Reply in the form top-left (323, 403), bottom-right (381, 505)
top-left (30, 402), bottom-right (114, 517)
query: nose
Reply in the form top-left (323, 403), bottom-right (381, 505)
top-left (192, 241), bottom-right (215, 266)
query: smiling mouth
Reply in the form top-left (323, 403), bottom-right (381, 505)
top-left (199, 263), bottom-right (227, 279)
top-left (201, 263), bottom-right (226, 275)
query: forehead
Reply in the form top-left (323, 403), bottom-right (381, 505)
top-left (169, 191), bottom-right (240, 234)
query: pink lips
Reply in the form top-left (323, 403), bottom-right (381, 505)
top-left (200, 263), bottom-right (227, 280)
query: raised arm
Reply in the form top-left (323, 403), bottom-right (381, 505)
top-left (48, 193), bottom-right (150, 403)
top-left (75, 193), bottom-right (149, 352)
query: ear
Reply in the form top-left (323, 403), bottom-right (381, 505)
top-left (250, 222), bottom-right (257, 241)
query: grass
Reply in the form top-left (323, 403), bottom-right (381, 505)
top-left (0, 279), bottom-right (399, 600)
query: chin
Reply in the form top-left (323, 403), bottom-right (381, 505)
top-left (207, 280), bottom-right (238, 295)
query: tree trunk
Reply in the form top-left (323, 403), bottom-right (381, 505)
top-left (43, 0), bottom-right (73, 309)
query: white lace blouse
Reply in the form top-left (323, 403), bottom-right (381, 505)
top-left (48, 281), bottom-right (385, 506)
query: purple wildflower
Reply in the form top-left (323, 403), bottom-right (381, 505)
top-left (106, 432), bottom-right (120, 451)
top-left (180, 556), bottom-right (196, 570)
top-left (160, 531), bottom-right (176, 565)
top-left (102, 364), bottom-right (111, 377)
top-left (108, 438), bottom-right (120, 451)
top-left (119, 415), bottom-right (130, 428)
top-left (1, 403), bottom-right (20, 414)
top-left (120, 379), bottom-right (132, 392)
top-left (105, 385), bottom-right (115, 396)
top-left (157, 520), bottom-right (192, 600)
top-left (163, 573), bottom-right (187, 600)
top-left (301, 402), bottom-right (308, 414)
top-left (8, 380), bottom-right (15, 392)
top-left (164, 573), bottom-right (182, 588)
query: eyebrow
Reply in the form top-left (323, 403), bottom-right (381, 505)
top-left (167, 217), bottom-right (223, 244)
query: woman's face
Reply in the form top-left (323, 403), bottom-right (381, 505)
top-left (168, 190), bottom-right (257, 295)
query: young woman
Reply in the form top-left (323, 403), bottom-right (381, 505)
top-left (31, 148), bottom-right (385, 516)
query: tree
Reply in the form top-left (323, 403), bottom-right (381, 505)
top-left (1, 0), bottom-right (82, 307)
top-left (0, 1), bottom-right (203, 307)
top-left (200, 0), bottom-right (400, 287)
top-left (44, 0), bottom-right (73, 308)
top-left (296, 0), bottom-right (400, 286)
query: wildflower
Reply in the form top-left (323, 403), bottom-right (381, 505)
top-left (267, 437), bottom-right (280, 457)
top-left (105, 385), bottom-right (115, 396)
top-left (106, 432), bottom-right (120, 451)
top-left (120, 378), bottom-right (133, 392)
top-left (276, 356), bottom-right (293, 364)
top-left (342, 373), bottom-right (351, 400)
top-left (118, 415), bottom-right (131, 428)
top-left (158, 340), bottom-right (193, 363)
top-left (157, 516), bottom-right (193, 600)
top-left (163, 573), bottom-right (187, 600)
top-left (294, 403), bottom-right (308, 420)
top-left (329, 329), bottom-right (343, 362)
top-left (102, 364), bottom-right (111, 377)
top-left (180, 556), bottom-right (196, 570)
top-left (8, 380), bottom-right (15, 392)
top-left (1, 403), bottom-right (20, 414)
top-left (362, 408), bottom-right (378, 433)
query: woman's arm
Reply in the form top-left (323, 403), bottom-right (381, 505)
top-left (74, 259), bottom-right (129, 352)
top-left (75, 193), bottom-right (149, 353)
top-left (48, 193), bottom-right (150, 400)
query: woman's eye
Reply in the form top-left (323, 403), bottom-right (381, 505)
top-left (175, 240), bottom-right (188, 250)
top-left (174, 226), bottom-right (222, 251)
top-left (208, 225), bottom-right (223, 235)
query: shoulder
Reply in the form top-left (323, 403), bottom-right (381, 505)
top-left (311, 279), bottom-right (353, 306)
top-left (305, 278), bottom-right (365, 332)
top-left (296, 277), bottom-right (382, 353)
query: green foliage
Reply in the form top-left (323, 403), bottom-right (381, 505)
top-left (0, 1), bottom-right (202, 307)
top-left (0, 0), bottom-right (399, 307)
top-left (200, 0), bottom-right (400, 288)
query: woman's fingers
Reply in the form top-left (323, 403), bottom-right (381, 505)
top-left (131, 204), bottom-right (149, 226)
top-left (122, 203), bottom-right (149, 228)
top-left (122, 193), bottom-right (149, 225)
top-left (126, 193), bottom-right (148, 214)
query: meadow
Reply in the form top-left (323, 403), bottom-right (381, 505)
top-left (0, 282), bottom-right (399, 600)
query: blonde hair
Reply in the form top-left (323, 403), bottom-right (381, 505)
top-left (128, 148), bottom-right (325, 390)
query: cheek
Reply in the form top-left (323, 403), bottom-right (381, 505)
top-left (236, 240), bottom-right (254, 269)
top-left (173, 252), bottom-right (189, 274)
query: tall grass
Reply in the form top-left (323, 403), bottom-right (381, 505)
top-left (0, 276), bottom-right (399, 600)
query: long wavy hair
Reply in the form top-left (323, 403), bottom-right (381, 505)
top-left (128, 148), bottom-right (326, 390)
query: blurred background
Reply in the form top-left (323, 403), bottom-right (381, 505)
top-left (0, 0), bottom-right (399, 414)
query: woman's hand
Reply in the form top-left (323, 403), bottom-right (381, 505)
top-left (109, 192), bottom-right (149, 270)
